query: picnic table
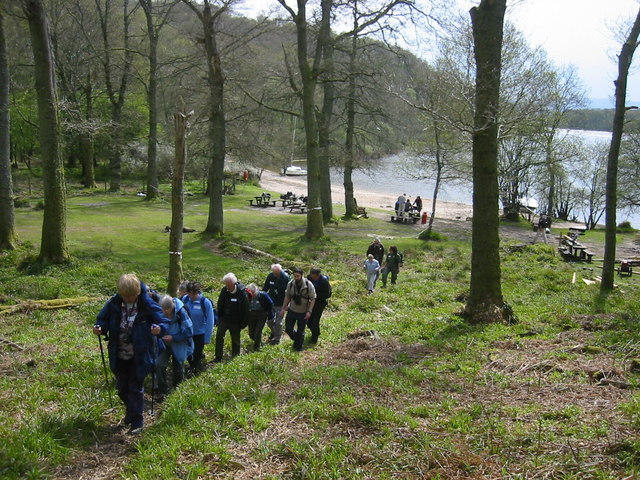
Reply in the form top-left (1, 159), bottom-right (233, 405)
top-left (391, 212), bottom-right (420, 224)
top-left (288, 203), bottom-right (307, 214)
top-left (248, 195), bottom-right (276, 207)
top-left (558, 234), bottom-right (594, 262)
top-left (618, 258), bottom-right (640, 276)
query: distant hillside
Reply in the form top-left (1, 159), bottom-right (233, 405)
top-left (562, 102), bottom-right (640, 132)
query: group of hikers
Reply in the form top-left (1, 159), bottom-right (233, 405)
top-left (92, 265), bottom-right (331, 434)
top-left (92, 239), bottom-right (404, 434)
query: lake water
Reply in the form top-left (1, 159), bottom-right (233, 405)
top-left (330, 130), bottom-right (639, 228)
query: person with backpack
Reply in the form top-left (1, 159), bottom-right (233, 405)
top-left (263, 263), bottom-right (290, 345)
top-left (182, 281), bottom-right (215, 374)
top-left (245, 283), bottom-right (274, 351)
top-left (92, 273), bottom-right (165, 435)
top-left (381, 245), bottom-right (403, 287)
top-left (283, 267), bottom-right (317, 351)
top-left (307, 267), bottom-right (331, 345)
top-left (155, 295), bottom-right (194, 399)
top-left (214, 273), bottom-right (249, 362)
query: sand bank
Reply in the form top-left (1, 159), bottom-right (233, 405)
top-left (258, 169), bottom-right (473, 220)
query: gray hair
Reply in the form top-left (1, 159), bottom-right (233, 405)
top-left (222, 272), bottom-right (238, 284)
top-left (178, 281), bottom-right (189, 293)
top-left (271, 263), bottom-right (282, 272)
top-left (246, 283), bottom-right (259, 295)
top-left (159, 294), bottom-right (174, 311)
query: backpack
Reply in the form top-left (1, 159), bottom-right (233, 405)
top-left (323, 275), bottom-right (332, 299)
top-left (182, 294), bottom-right (216, 325)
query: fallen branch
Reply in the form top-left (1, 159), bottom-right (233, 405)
top-left (0, 297), bottom-right (97, 316)
top-left (228, 242), bottom-right (283, 262)
top-left (0, 337), bottom-right (24, 351)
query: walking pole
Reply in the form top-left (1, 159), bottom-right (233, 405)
top-left (151, 336), bottom-right (157, 415)
top-left (97, 333), bottom-right (113, 407)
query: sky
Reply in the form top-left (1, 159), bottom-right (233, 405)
top-left (237, 0), bottom-right (640, 108)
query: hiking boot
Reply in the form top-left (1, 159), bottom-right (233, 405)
top-left (127, 426), bottom-right (143, 435)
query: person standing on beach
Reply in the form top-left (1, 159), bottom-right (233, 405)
top-left (381, 246), bottom-right (403, 287)
top-left (397, 194), bottom-right (407, 217)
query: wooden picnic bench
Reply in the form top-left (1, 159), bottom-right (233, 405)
top-left (618, 259), bottom-right (640, 276)
top-left (558, 235), bottom-right (594, 262)
top-left (391, 213), bottom-right (419, 224)
top-left (289, 203), bottom-right (307, 214)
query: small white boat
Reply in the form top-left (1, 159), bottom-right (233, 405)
top-left (285, 166), bottom-right (307, 176)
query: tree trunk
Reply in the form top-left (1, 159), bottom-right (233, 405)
top-left (202, 2), bottom-right (225, 236)
top-left (317, 0), bottom-right (334, 223)
top-left (142, 0), bottom-right (160, 201)
top-left (464, 0), bottom-right (506, 323)
top-left (0, 8), bottom-right (17, 250)
top-left (601, 8), bottom-right (640, 292)
top-left (168, 109), bottom-right (190, 295)
top-left (81, 76), bottom-right (96, 189)
top-left (343, 25), bottom-right (358, 218)
top-left (24, 0), bottom-right (69, 263)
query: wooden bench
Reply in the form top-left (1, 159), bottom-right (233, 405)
top-left (618, 259), bottom-right (640, 276)
top-left (356, 206), bottom-right (368, 218)
top-left (247, 199), bottom-right (255, 206)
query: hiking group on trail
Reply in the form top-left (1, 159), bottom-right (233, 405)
top-left (93, 241), bottom-right (403, 434)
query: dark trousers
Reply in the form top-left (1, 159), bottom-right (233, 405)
top-left (115, 358), bottom-right (144, 429)
top-left (156, 345), bottom-right (184, 394)
top-left (188, 333), bottom-right (205, 372)
top-left (308, 302), bottom-right (326, 342)
top-left (285, 310), bottom-right (307, 351)
top-left (215, 319), bottom-right (242, 360)
top-left (247, 313), bottom-right (268, 351)
top-left (381, 269), bottom-right (398, 285)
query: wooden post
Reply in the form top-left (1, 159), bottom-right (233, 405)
top-left (168, 106), bottom-right (192, 295)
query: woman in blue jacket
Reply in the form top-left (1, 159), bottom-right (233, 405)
top-left (182, 282), bottom-right (215, 374)
top-left (156, 295), bottom-right (194, 397)
top-left (93, 274), bottom-right (165, 435)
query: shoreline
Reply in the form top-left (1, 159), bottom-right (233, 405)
top-left (258, 169), bottom-right (474, 220)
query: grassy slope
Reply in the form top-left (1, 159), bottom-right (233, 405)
top-left (2, 184), bottom-right (640, 479)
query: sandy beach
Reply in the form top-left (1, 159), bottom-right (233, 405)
top-left (258, 169), bottom-right (474, 220)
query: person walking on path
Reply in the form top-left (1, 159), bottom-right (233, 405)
top-left (367, 238), bottom-right (385, 282)
top-left (307, 267), bottom-right (331, 344)
top-left (364, 254), bottom-right (381, 293)
top-left (92, 273), bottom-right (165, 435)
top-left (283, 267), bottom-right (316, 351)
top-left (533, 214), bottom-right (552, 244)
top-left (214, 273), bottom-right (249, 362)
top-left (155, 295), bottom-right (194, 398)
top-left (245, 283), bottom-right (274, 351)
top-left (381, 245), bottom-right (403, 287)
top-left (182, 282), bottom-right (215, 374)
top-left (263, 264), bottom-right (290, 345)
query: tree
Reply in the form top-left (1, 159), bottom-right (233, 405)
top-left (601, 8), bottom-right (640, 293)
top-left (0, 6), bottom-right (17, 250)
top-left (464, 0), bottom-right (508, 323)
top-left (168, 107), bottom-right (191, 295)
top-left (182, 0), bottom-right (231, 236)
top-left (276, 0), bottom-right (324, 239)
top-left (575, 143), bottom-right (607, 230)
top-left (23, 0), bottom-right (69, 263)
top-left (95, 0), bottom-right (135, 192)
top-left (140, 0), bottom-right (178, 201)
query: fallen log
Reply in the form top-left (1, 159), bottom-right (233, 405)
top-left (0, 297), bottom-right (98, 316)
top-left (228, 243), bottom-right (283, 263)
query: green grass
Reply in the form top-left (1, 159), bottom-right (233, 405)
top-left (2, 184), bottom-right (640, 479)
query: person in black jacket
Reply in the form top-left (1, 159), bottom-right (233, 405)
top-left (307, 267), bottom-right (331, 344)
top-left (214, 273), bottom-right (249, 362)
top-left (367, 239), bottom-right (385, 282)
top-left (263, 263), bottom-right (290, 345)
